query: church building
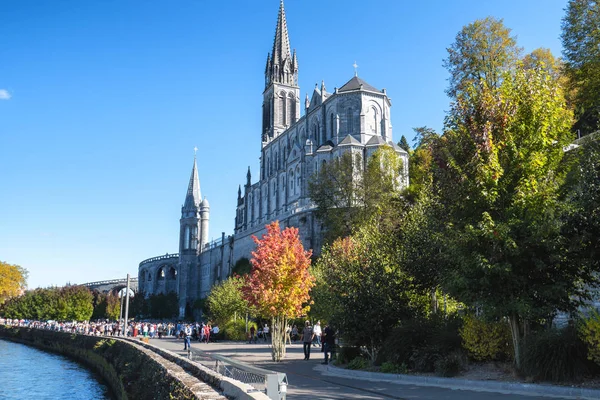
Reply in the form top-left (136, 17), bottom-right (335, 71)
top-left (137, 0), bottom-right (409, 318)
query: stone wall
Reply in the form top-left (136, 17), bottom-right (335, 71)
top-left (0, 327), bottom-right (267, 400)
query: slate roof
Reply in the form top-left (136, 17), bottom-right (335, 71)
top-left (366, 135), bottom-right (388, 146)
top-left (338, 76), bottom-right (380, 93)
top-left (338, 134), bottom-right (362, 146)
top-left (388, 141), bottom-right (408, 154)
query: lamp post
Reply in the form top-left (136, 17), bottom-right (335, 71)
top-left (124, 274), bottom-right (130, 336)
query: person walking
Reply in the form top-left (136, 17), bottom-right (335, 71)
top-left (183, 324), bottom-right (192, 351)
top-left (249, 325), bottom-right (256, 344)
top-left (302, 320), bottom-right (314, 360)
top-left (322, 324), bottom-right (336, 365)
top-left (312, 320), bottom-right (322, 347)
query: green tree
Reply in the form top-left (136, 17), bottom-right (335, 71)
top-left (404, 127), bottom-right (438, 201)
top-left (314, 219), bottom-right (429, 363)
top-left (444, 17), bottom-right (521, 98)
top-left (62, 286), bottom-right (94, 321)
top-left (522, 48), bottom-right (564, 82)
top-left (561, 0), bottom-right (600, 135)
top-left (148, 292), bottom-right (178, 319)
top-left (0, 261), bottom-right (28, 305)
top-left (308, 146), bottom-right (405, 242)
top-left (105, 294), bottom-right (121, 321)
top-left (206, 276), bottom-right (249, 326)
top-left (562, 138), bottom-right (600, 276)
top-left (398, 135), bottom-right (411, 152)
top-left (431, 64), bottom-right (583, 368)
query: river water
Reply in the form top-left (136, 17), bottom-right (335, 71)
top-left (0, 339), bottom-right (112, 399)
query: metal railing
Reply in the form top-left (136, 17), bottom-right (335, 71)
top-left (187, 348), bottom-right (287, 400)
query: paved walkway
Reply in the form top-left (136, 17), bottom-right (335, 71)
top-left (148, 337), bottom-right (568, 400)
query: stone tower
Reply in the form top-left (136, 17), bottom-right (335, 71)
top-left (262, 0), bottom-right (300, 144)
top-left (178, 156), bottom-right (202, 316)
top-left (200, 197), bottom-right (209, 249)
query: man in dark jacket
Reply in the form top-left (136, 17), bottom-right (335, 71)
top-left (322, 324), bottom-right (336, 365)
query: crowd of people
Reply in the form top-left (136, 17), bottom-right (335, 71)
top-left (2, 317), bottom-right (336, 363)
top-left (0, 318), bottom-right (220, 342)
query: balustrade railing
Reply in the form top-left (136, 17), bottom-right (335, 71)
top-left (139, 253), bottom-right (179, 266)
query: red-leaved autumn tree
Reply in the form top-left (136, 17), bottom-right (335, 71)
top-left (243, 221), bottom-right (315, 361)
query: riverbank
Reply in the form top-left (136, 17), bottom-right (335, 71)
top-left (0, 326), bottom-right (225, 400)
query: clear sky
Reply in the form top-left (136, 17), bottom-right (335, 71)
top-left (0, 0), bottom-right (568, 289)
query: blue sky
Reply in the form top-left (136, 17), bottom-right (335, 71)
top-left (0, 0), bottom-right (568, 289)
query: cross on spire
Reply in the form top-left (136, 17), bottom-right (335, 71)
top-left (194, 146), bottom-right (198, 157)
top-left (353, 61), bottom-right (359, 77)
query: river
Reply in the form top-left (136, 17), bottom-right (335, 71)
top-left (0, 339), bottom-right (112, 399)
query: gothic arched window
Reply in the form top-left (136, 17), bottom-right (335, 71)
top-left (288, 93), bottom-right (296, 124)
top-left (330, 114), bottom-right (335, 139)
top-left (184, 226), bottom-right (190, 250)
top-left (372, 106), bottom-right (378, 134)
top-left (279, 92), bottom-right (286, 125)
top-left (296, 166), bottom-right (301, 194)
top-left (346, 108), bottom-right (353, 134)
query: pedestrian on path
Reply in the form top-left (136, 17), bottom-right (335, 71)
top-left (312, 320), bottom-right (322, 347)
top-left (322, 324), bottom-right (335, 365)
top-left (183, 324), bottom-right (192, 350)
top-left (302, 320), bottom-right (314, 360)
top-left (249, 325), bottom-right (256, 343)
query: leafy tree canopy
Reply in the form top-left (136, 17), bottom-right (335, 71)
top-left (206, 276), bottom-right (249, 326)
top-left (308, 146), bottom-right (406, 242)
top-left (243, 222), bottom-right (314, 361)
top-left (561, 0), bottom-right (600, 134)
top-left (0, 261), bottom-right (28, 305)
top-left (444, 16), bottom-right (521, 98)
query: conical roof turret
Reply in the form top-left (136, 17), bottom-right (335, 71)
top-left (183, 157), bottom-right (201, 209)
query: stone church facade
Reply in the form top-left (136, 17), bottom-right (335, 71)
top-left (138, 1), bottom-right (408, 317)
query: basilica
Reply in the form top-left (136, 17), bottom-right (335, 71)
top-left (137, 0), bottom-right (409, 317)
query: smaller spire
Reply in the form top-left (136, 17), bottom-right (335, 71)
top-left (292, 49), bottom-right (298, 70)
top-left (183, 156), bottom-right (201, 209)
top-left (246, 166), bottom-right (252, 187)
top-left (305, 93), bottom-right (310, 109)
top-left (321, 80), bottom-right (326, 94)
top-left (238, 185), bottom-right (242, 199)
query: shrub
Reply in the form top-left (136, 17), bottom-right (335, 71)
top-left (434, 351), bottom-right (466, 377)
top-left (521, 326), bottom-right (597, 382)
top-left (336, 346), bottom-right (362, 365)
top-left (223, 319), bottom-right (255, 341)
top-left (347, 357), bottom-right (369, 370)
top-left (380, 361), bottom-right (407, 374)
top-left (579, 310), bottom-right (600, 366)
top-left (460, 315), bottom-right (512, 361)
top-left (381, 314), bottom-right (463, 371)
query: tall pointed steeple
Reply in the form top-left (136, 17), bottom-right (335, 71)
top-left (265, 0), bottom-right (297, 87)
top-left (262, 0), bottom-right (300, 142)
top-left (183, 157), bottom-right (201, 210)
top-left (272, 0), bottom-right (291, 65)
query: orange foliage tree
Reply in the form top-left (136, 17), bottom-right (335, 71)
top-left (243, 222), bottom-right (315, 361)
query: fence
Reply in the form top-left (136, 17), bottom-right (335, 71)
top-left (187, 348), bottom-right (287, 400)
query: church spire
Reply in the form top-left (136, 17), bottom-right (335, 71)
top-left (183, 156), bottom-right (201, 209)
top-left (272, 0), bottom-right (291, 66)
top-left (265, 0), bottom-right (297, 88)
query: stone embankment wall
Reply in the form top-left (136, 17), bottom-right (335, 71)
top-left (0, 327), bottom-right (266, 400)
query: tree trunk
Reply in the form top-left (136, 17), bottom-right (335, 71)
top-left (271, 315), bottom-right (288, 362)
top-left (508, 313), bottom-right (522, 369)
